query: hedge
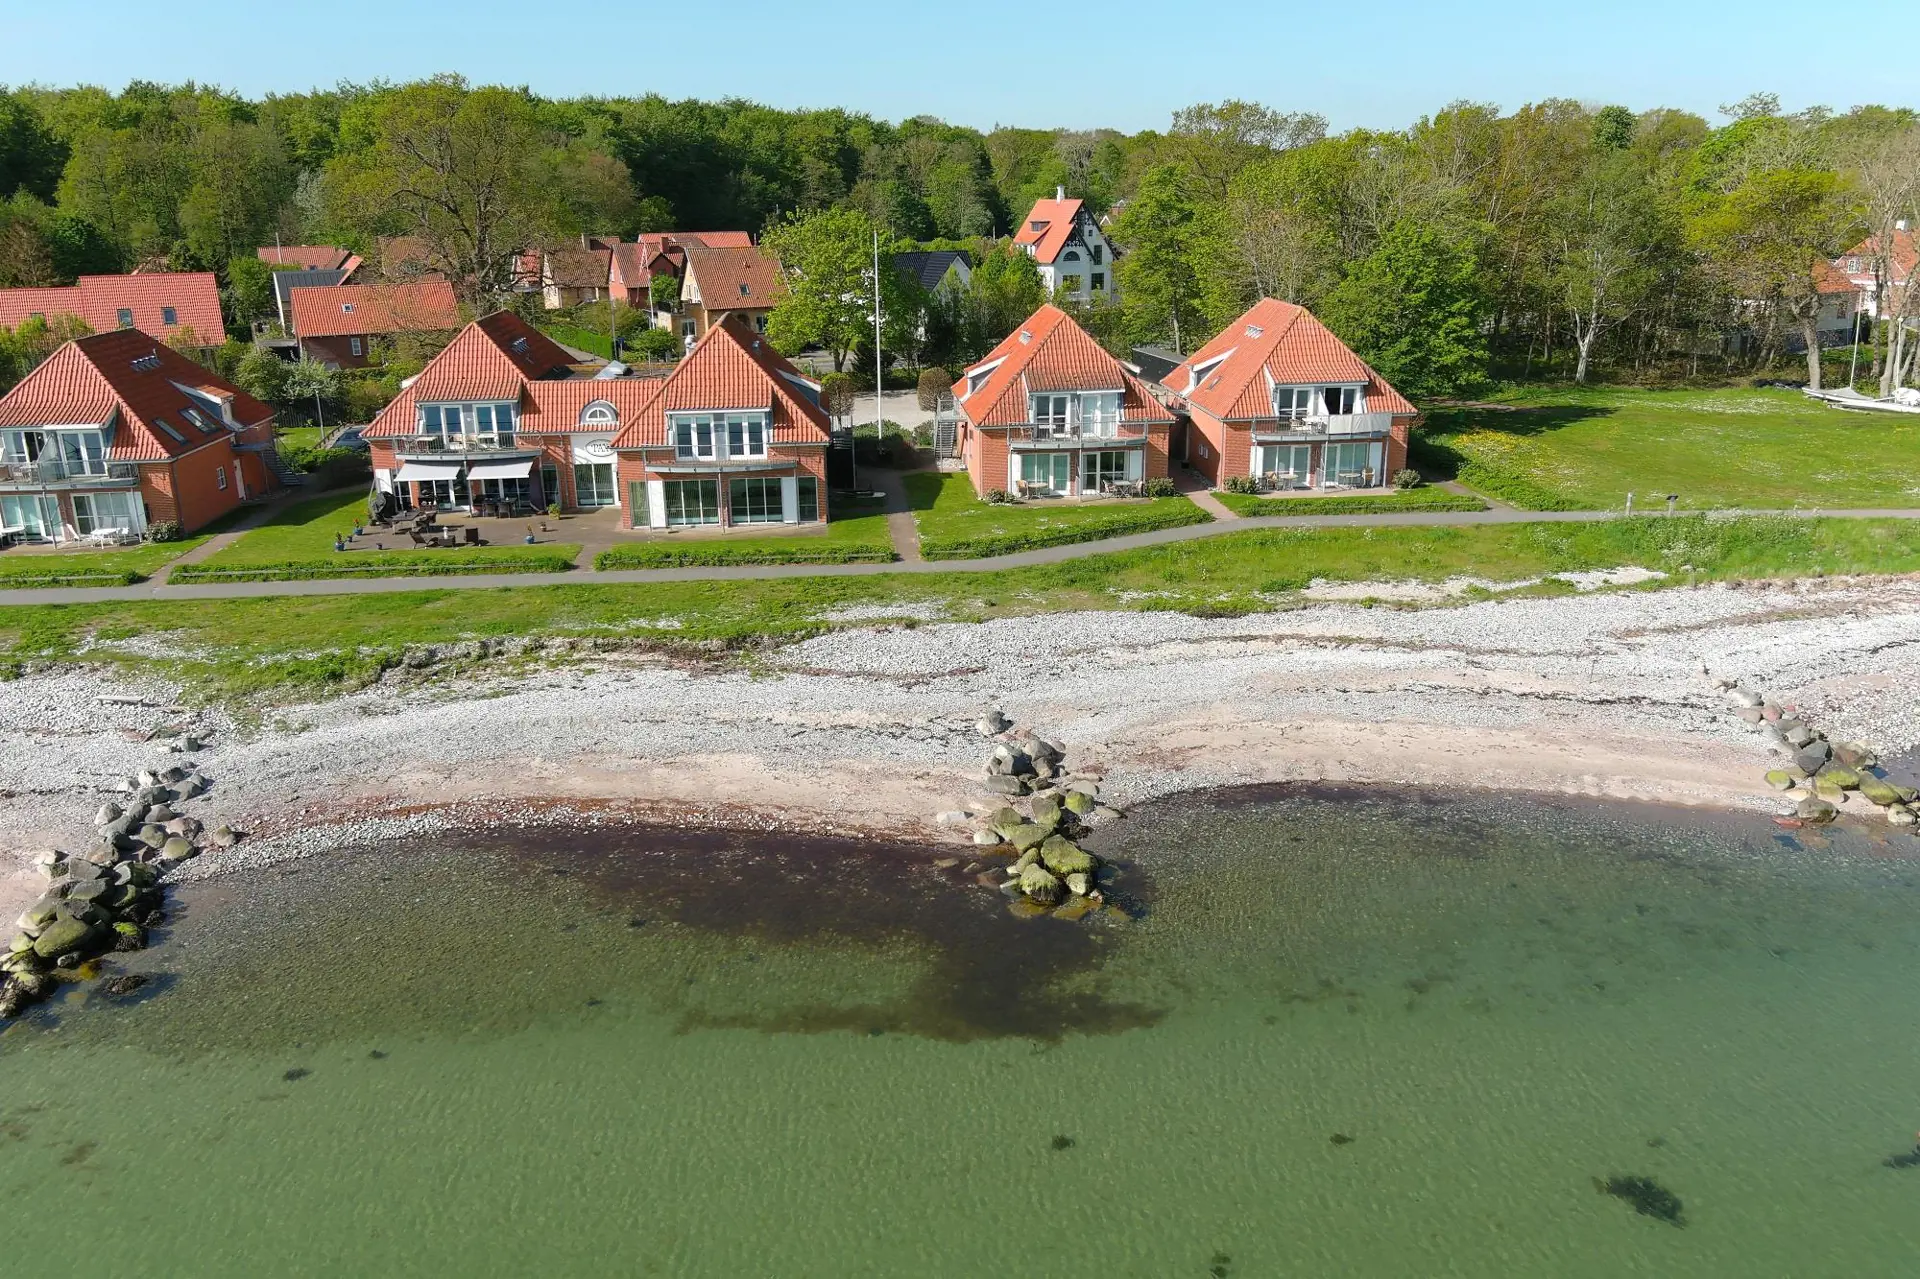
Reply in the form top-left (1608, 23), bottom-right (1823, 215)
top-left (918, 502), bottom-right (1212, 560)
top-left (595, 543), bottom-right (896, 569)
top-left (169, 551), bottom-right (579, 583)
top-left (0, 570), bottom-right (144, 589)
top-left (1213, 489), bottom-right (1490, 517)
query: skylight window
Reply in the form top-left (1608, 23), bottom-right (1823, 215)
top-left (130, 353), bottom-right (162, 373)
top-left (1018, 330), bottom-right (1032, 345)
top-left (510, 336), bottom-right (530, 354)
top-left (1245, 324), bottom-right (1264, 338)
top-left (739, 283), bottom-right (751, 296)
top-left (152, 417), bottom-right (186, 443)
top-left (341, 302), bottom-right (356, 313)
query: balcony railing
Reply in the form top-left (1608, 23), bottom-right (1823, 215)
top-left (1253, 411), bottom-right (1395, 440)
top-left (1014, 420), bottom-right (1147, 445)
top-left (0, 460), bottom-right (139, 487)
top-left (390, 433), bottom-right (531, 455)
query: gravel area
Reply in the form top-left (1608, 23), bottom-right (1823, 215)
top-left (4, 575), bottom-right (1918, 919)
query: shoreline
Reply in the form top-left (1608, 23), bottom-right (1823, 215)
top-left (6, 574), bottom-right (1920, 919)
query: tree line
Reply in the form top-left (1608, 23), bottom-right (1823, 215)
top-left (2, 79), bottom-right (1916, 400)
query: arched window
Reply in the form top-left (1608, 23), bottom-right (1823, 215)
top-left (580, 400), bottom-right (619, 428)
top-left (1062, 250), bottom-right (1081, 262)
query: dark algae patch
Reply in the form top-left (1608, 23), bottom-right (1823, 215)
top-left (1597, 1174), bottom-right (1686, 1226)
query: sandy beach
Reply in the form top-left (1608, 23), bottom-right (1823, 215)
top-left (4, 574), bottom-right (1919, 920)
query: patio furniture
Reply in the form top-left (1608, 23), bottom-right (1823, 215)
top-left (407, 529), bottom-right (429, 547)
top-left (463, 526), bottom-right (482, 546)
top-left (1338, 470), bottom-right (1364, 488)
top-left (0, 525), bottom-right (25, 549)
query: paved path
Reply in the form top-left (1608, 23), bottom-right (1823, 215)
top-left (5, 505), bottom-right (1919, 608)
top-left (1173, 468), bottom-right (1240, 521)
top-left (868, 467), bottom-right (923, 564)
top-left (158, 489), bottom-right (330, 582)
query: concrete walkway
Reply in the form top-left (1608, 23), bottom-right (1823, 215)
top-left (1173, 468), bottom-right (1240, 521)
top-left (4, 505), bottom-right (1919, 608)
top-left (867, 467), bottom-right (924, 564)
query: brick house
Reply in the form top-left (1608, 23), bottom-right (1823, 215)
top-left (610, 321), bottom-right (832, 531)
top-left (1012, 190), bottom-right (1116, 304)
top-left (608, 232), bottom-right (755, 309)
top-left (1162, 297), bottom-right (1416, 491)
top-left (950, 304), bottom-right (1173, 499)
top-left (0, 330), bottom-right (277, 541)
top-left (667, 245), bottom-right (783, 348)
top-left (0, 273), bottom-right (226, 348)
top-left (361, 311), bottom-right (664, 517)
top-left (286, 281), bottom-right (462, 368)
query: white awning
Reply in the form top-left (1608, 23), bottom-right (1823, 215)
top-left (465, 458), bottom-right (534, 481)
top-left (394, 460), bottom-right (465, 483)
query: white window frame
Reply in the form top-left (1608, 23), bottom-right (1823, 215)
top-left (1273, 386), bottom-right (1313, 420)
top-left (216, 465), bottom-right (228, 490)
top-left (348, 337), bottom-right (363, 357)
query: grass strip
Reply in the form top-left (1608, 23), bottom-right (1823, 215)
top-left (1214, 489), bottom-right (1489, 517)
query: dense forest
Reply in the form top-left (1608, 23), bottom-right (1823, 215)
top-left (1, 77), bottom-right (1917, 400)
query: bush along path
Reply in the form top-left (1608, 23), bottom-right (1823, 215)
top-left (1, 732), bottom-right (244, 1021)
top-left (1715, 679), bottom-right (1920, 830)
top-left (926, 709), bottom-right (1131, 922)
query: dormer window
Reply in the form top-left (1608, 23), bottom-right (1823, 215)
top-left (1273, 386), bottom-right (1313, 419)
top-left (580, 400), bottom-right (619, 428)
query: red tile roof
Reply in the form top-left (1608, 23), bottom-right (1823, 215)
top-left (1167, 298), bottom-right (1417, 420)
top-left (1835, 228), bottom-right (1917, 285)
top-left (1813, 259), bottom-right (1858, 296)
top-left (610, 322), bottom-right (827, 449)
top-left (951, 304), bottom-right (1173, 429)
top-left (0, 273), bottom-right (224, 346)
top-left (376, 237), bottom-right (445, 282)
top-left (257, 244), bottom-right (361, 275)
top-left (683, 245), bottom-right (784, 311)
top-left (365, 311), bottom-right (672, 439)
top-left (544, 248), bottom-right (611, 291)
top-left (289, 281), bottom-right (461, 338)
top-left (0, 328), bottom-right (272, 460)
top-left (1012, 197), bottom-right (1087, 265)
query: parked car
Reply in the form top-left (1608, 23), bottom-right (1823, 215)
top-left (330, 427), bottom-right (369, 452)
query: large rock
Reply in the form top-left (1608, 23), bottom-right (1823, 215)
top-left (1727, 688), bottom-right (1763, 708)
top-left (65, 859), bottom-right (105, 883)
top-left (1818, 764), bottom-right (1862, 790)
top-left (1064, 872), bottom-right (1093, 897)
top-left (30, 915), bottom-right (94, 959)
top-left (1794, 745), bottom-right (1831, 775)
top-left (93, 803), bottom-right (122, 827)
top-left (137, 824), bottom-right (168, 850)
top-left (1795, 797), bottom-right (1838, 825)
top-left (1064, 790), bottom-right (1097, 816)
top-left (972, 829), bottom-right (1004, 848)
top-left (66, 879), bottom-right (110, 904)
top-left (976, 710), bottom-right (1011, 736)
top-left (1004, 823), bottom-right (1052, 853)
top-left (1857, 778), bottom-right (1902, 807)
top-left (1889, 806), bottom-right (1918, 828)
top-left (15, 898), bottom-right (60, 936)
top-left (1019, 863), bottom-right (1063, 905)
top-left (1028, 795), bottom-right (1063, 831)
top-left (1813, 778), bottom-right (1847, 803)
top-left (1763, 770), bottom-right (1796, 792)
top-left (159, 837), bottom-right (196, 862)
top-left (1783, 724), bottom-right (1816, 748)
top-left (982, 776), bottom-right (1027, 797)
top-left (1039, 836), bottom-right (1096, 877)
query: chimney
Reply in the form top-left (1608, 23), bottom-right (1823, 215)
top-left (1056, 185), bottom-right (1065, 201)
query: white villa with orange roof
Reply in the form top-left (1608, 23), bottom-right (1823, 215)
top-left (1162, 298), bottom-right (1418, 492)
top-left (1013, 189), bottom-right (1115, 304)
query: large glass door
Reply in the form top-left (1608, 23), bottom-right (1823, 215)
top-left (1, 494), bottom-right (59, 539)
top-left (662, 479), bottom-right (720, 526)
top-left (574, 462), bottom-right (616, 507)
top-left (1019, 452), bottom-right (1070, 495)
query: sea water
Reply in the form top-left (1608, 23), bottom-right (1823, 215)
top-left (2, 787), bottom-right (1917, 1276)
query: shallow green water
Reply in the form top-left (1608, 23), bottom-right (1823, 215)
top-left (4, 789), bottom-right (1920, 1276)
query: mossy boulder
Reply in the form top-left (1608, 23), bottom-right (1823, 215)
top-left (1818, 764), bottom-right (1862, 790)
top-left (988, 807), bottom-right (1025, 836)
top-left (1052, 896), bottom-right (1097, 922)
top-left (31, 915), bottom-right (94, 959)
top-left (160, 837), bottom-right (196, 862)
top-left (1064, 790), bottom-right (1097, 816)
top-left (1858, 777), bottom-right (1902, 807)
top-left (1004, 823), bottom-right (1052, 853)
top-left (1796, 796), bottom-right (1838, 824)
top-left (1007, 897), bottom-right (1052, 919)
top-left (1813, 778), bottom-right (1847, 802)
top-left (1763, 770), bottom-right (1796, 791)
top-left (1038, 836), bottom-right (1096, 877)
top-left (1010, 848), bottom-right (1039, 874)
top-left (1028, 795), bottom-right (1063, 830)
top-left (1019, 863), bottom-right (1064, 905)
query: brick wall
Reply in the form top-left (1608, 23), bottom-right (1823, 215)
top-left (300, 334), bottom-right (372, 369)
top-left (613, 448), bottom-right (829, 530)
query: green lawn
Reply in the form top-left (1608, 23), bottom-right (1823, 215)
top-left (594, 500), bottom-right (895, 568)
top-left (9, 514), bottom-right (1917, 702)
top-left (904, 471), bottom-right (1211, 558)
top-left (0, 538), bottom-right (210, 588)
top-left (1420, 386), bottom-right (1920, 511)
top-left (1215, 488), bottom-right (1489, 517)
top-left (171, 491), bottom-right (581, 582)
top-left (276, 426), bottom-right (324, 451)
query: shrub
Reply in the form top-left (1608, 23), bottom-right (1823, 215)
top-left (984, 488), bottom-right (1015, 505)
top-left (1213, 489), bottom-right (1489, 517)
top-left (148, 521), bottom-right (182, 543)
top-left (819, 372), bottom-right (859, 420)
top-left (169, 550), bottom-right (577, 583)
top-left (1141, 476), bottom-right (1177, 498)
top-left (595, 542), bottom-right (894, 569)
top-left (916, 367), bottom-right (951, 410)
top-left (1223, 474), bottom-right (1260, 495)
top-left (1393, 468), bottom-right (1422, 490)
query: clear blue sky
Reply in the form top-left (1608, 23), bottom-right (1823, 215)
top-left (3, 0), bottom-right (1912, 133)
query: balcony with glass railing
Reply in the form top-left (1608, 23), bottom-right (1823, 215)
top-left (1010, 417), bottom-right (1147, 447)
top-left (388, 432), bottom-right (535, 456)
top-left (1251, 411), bottom-right (1395, 441)
top-left (0, 460), bottom-right (140, 488)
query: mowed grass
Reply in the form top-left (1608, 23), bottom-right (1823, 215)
top-left (6, 514), bottom-right (1918, 702)
top-left (904, 471), bottom-right (1211, 558)
top-left (1421, 386), bottom-right (1920, 511)
top-left (175, 491), bottom-right (581, 581)
top-left (1214, 488), bottom-right (1488, 517)
top-left (594, 499), bottom-right (895, 567)
top-left (0, 538), bottom-right (211, 588)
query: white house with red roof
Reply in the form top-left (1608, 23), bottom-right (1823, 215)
top-left (950, 304), bottom-right (1173, 499)
top-left (1161, 298), bottom-right (1418, 491)
top-left (610, 321), bottom-right (833, 530)
top-left (0, 273), bottom-right (225, 348)
top-left (0, 330), bottom-right (277, 542)
top-left (1013, 189), bottom-right (1116, 305)
top-left (1832, 224), bottom-right (1915, 322)
top-left (363, 311), bottom-right (664, 515)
